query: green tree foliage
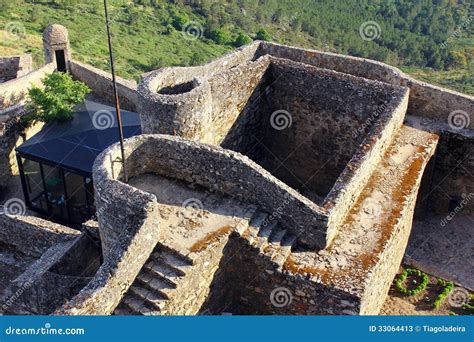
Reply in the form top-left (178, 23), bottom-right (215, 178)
top-left (234, 32), bottom-right (253, 47)
top-left (24, 72), bottom-right (90, 124)
top-left (207, 28), bottom-right (231, 44)
top-left (255, 28), bottom-right (271, 41)
top-left (0, 0), bottom-right (472, 93)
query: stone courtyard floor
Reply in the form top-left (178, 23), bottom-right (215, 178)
top-left (128, 173), bottom-right (252, 254)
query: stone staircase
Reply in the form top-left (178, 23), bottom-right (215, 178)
top-left (241, 210), bottom-right (297, 270)
top-left (113, 244), bottom-right (192, 315)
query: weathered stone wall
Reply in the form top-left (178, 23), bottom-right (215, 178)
top-left (70, 60), bottom-right (138, 111)
top-left (138, 50), bottom-right (266, 142)
top-left (0, 55), bottom-right (33, 83)
top-left (56, 137), bottom-right (163, 315)
top-left (0, 63), bottom-right (55, 109)
top-left (158, 234), bottom-right (234, 315)
top-left (0, 215), bottom-right (92, 314)
top-left (137, 39), bottom-right (471, 227)
top-left (115, 134), bottom-right (329, 249)
top-left (0, 114), bottom-right (44, 196)
top-left (0, 215), bottom-right (80, 258)
top-left (429, 130), bottom-right (474, 214)
top-left (405, 116), bottom-right (474, 217)
top-left (1, 234), bottom-right (97, 315)
top-left (137, 56), bottom-right (409, 248)
top-left (257, 41), bottom-right (473, 129)
top-left (200, 233), bottom-right (361, 315)
top-left (262, 58), bottom-right (407, 200)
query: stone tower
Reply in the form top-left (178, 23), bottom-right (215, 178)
top-left (42, 24), bottom-right (71, 72)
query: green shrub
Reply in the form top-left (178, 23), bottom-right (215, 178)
top-left (23, 72), bottom-right (90, 124)
top-left (395, 268), bottom-right (429, 296)
top-left (207, 28), bottom-right (232, 45)
top-left (433, 278), bottom-right (454, 309)
top-left (234, 32), bottom-right (253, 47)
top-left (255, 28), bottom-right (271, 41)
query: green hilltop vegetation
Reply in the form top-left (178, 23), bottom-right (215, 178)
top-left (0, 0), bottom-right (472, 94)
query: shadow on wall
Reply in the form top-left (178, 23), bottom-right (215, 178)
top-left (415, 130), bottom-right (474, 217)
top-left (199, 232), bottom-right (359, 315)
top-left (220, 58), bottom-right (397, 204)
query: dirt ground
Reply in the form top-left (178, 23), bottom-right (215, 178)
top-left (380, 265), bottom-right (473, 315)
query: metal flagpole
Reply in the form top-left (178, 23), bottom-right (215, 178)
top-left (103, 0), bottom-right (128, 183)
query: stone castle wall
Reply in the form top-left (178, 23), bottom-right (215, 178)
top-left (70, 60), bottom-right (138, 112)
top-left (0, 55), bottom-right (33, 83)
top-left (200, 233), bottom-right (361, 315)
top-left (257, 42), bottom-right (473, 129)
top-left (0, 63), bottom-right (55, 109)
top-left (0, 115), bottom-right (43, 195)
top-left (137, 40), bottom-right (472, 220)
top-left (105, 134), bottom-right (329, 248)
top-left (0, 215), bottom-right (88, 314)
top-left (137, 54), bottom-right (409, 247)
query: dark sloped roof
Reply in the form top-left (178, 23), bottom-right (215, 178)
top-left (16, 100), bottom-right (141, 175)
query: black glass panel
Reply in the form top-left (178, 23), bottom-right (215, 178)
top-left (42, 164), bottom-right (68, 221)
top-left (21, 158), bottom-right (47, 211)
top-left (65, 172), bottom-right (89, 223)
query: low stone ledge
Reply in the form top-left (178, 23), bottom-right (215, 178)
top-left (70, 60), bottom-right (138, 111)
top-left (0, 215), bottom-right (80, 258)
top-left (100, 134), bottom-right (329, 249)
top-left (0, 63), bottom-right (55, 109)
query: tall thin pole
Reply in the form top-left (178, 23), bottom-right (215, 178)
top-left (104, 0), bottom-right (128, 183)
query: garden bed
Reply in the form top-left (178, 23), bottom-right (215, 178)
top-left (381, 265), bottom-right (473, 315)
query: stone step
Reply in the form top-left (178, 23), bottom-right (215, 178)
top-left (272, 234), bottom-right (297, 267)
top-left (145, 258), bottom-right (186, 280)
top-left (137, 272), bottom-right (177, 299)
top-left (245, 210), bottom-right (297, 266)
top-left (268, 225), bottom-right (287, 244)
top-left (253, 220), bottom-right (277, 250)
top-left (129, 285), bottom-right (167, 311)
top-left (246, 211), bottom-right (269, 243)
top-left (235, 205), bottom-right (259, 235)
top-left (122, 294), bottom-right (159, 315)
top-left (151, 246), bottom-right (193, 273)
top-left (113, 304), bottom-right (134, 316)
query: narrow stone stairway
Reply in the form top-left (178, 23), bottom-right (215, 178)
top-left (240, 210), bottom-right (297, 270)
top-left (114, 244), bottom-right (192, 315)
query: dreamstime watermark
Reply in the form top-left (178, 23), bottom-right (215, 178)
top-left (0, 198), bottom-right (26, 216)
top-left (359, 21), bottom-right (381, 41)
top-left (448, 287), bottom-right (470, 307)
top-left (92, 109), bottom-right (115, 130)
top-left (440, 192), bottom-right (473, 227)
top-left (3, 21), bottom-right (26, 41)
top-left (447, 110), bottom-right (470, 130)
top-left (261, 195), bottom-right (295, 228)
top-left (270, 287), bottom-right (293, 308)
top-left (270, 109), bottom-right (292, 130)
top-left (1, 280), bottom-right (33, 312)
top-left (4, 323), bottom-right (85, 336)
top-left (180, 198), bottom-right (204, 220)
top-left (181, 21), bottom-right (204, 41)
top-left (351, 103), bottom-right (387, 139)
top-left (440, 15), bottom-right (473, 49)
